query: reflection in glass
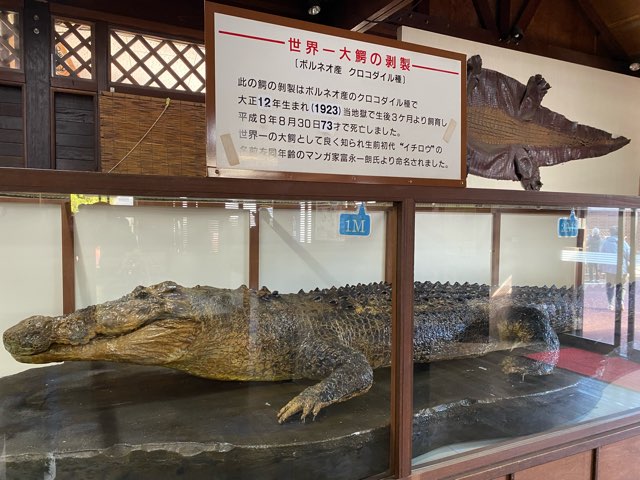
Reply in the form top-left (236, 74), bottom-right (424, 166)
top-left (0, 195), bottom-right (390, 480)
top-left (413, 205), bottom-right (640, 468)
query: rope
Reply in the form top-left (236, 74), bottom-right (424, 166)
top-left (108, 97), bottom-right (172, 173)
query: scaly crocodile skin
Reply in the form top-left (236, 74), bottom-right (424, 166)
top-left (4, 280), bottom-right (577, 422)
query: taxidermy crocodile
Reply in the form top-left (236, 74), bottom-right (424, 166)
top-left (466, 55), bottom-right (630, 190)
top-left (3, 281), bottom-right (575, 423)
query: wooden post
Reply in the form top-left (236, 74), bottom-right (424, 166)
top-left (24, 0), bottom-right (51, 168)
top-left (390, 198), bottom-right (415, 477)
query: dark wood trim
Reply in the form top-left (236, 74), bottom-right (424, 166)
top-left (575, 0), bottom-right (629, 61)
top-left (249, 206), bottom-right (259, 290)
top-left (51, 86), bottom-right (97, 96)
top-left (411, 415), bottom-right (640, 479)
top-left (390, 11), bottom-right (630, 75)
top-left (50, 76), bottom-right (97, 91)
top-left (347, 0), bottom-right (414, 33)
top-left (390, 199), bottom-right (415, 478)
top-left (491, 210), bottom-right (501, 291)
top-left (49, 88), bottom-right (56, 168)
top-left (5, 169), bottom-right (640, 210)
top-left (628, 209), bottom-right (636, 345)
top-left (385, 207), bottom-right (397, 284)
top-left (497, 0), bottom-right (511, 40)
top-left (575, 209), bottom-right (586, 288)
top-left (94, 20), bottom-right (108, 171)
top-left (0, 0), bottom-right (22, 9)
top-left (0, 70), bottom-right (25, 83)
top-left (61, 200), bottom-right (75, 313)
top-left (471, 0), bottom-right (498, 33)
top-left (211, 167), bottom-right (466, 189)
top-left (108, 83), bottom-right (205, 103)
top-left (94, 20), bottom-right (108, 93)
top-left (513, 0), bottom-right (543, 34)
top-left (48, 3), bottom-right (203, 42)
top-left (24, 0), bottom-right (51, 169)
top-left (205, 2), bottom-right (215, 162)
top-left (592, 446), bottom-right (599, 480)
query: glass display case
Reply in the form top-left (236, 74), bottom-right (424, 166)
top-left (1, 168), bottom-right (639, 480)
top-left (0, 190), bottom-right (392, 479)
top-left (411, 205), bottom-right (640, 470)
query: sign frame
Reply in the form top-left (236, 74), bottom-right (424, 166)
top-left (205, 2), bottom-right (467, 187)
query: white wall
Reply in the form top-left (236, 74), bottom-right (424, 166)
top-left (259, 205), bottom-right (386, 293)
top-left (74, 203), bottom-right (250, 306)
top-left (415, 211), bottom-right (492, 284)
top-left (400, 27), bottom-right (640, 195)
top-left (500, 213), bottom-right (576, 286)
top-left (0, 203), bottom-right (63, 376)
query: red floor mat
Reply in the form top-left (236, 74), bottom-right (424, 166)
top-left (527, 347), bottom-right (640, 392)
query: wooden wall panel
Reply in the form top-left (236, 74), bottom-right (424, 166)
top-left (597, 435), bottom-right (640, 480)
top-left (0, 84), bottom-right (24, 167)
top-left (55, 92), bottom-right (97, 171)
top-left (100, 91), bottom-right (205, 176)
top-left (514, 451), bottom-right (593, 480)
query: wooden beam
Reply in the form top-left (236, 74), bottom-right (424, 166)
top-left (333, 0), bottom-right (414, 33)
top-left (378, 10), bottom-right (630, 75)
top-left (575, 0), bottom-right (629, 60)
top-left (498, 0), bottom-right (512, 39)
top-left (248, 206), bottom-right (260, 290)
top-left (472, 0), bottom-right (498, 33)
top-left (61, 200), bottom-right (75, 314)
top-left (513, 0), bottom-right (542, 34)
top-left (390, 198), bottom-right (415, 478)
top-left (24, 0), bottom-right (51, 169)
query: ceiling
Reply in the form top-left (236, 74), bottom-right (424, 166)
top-left (51, 0), bottom-right (640, 77)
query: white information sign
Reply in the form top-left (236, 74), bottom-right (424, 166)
top-left (207, 5), bottom-right (465, 185)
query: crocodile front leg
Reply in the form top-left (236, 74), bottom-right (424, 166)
top-left (277, 337), bottom-right (374, 423)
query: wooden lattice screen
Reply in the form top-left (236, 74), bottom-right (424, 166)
top-left (109, 29), bottom-right (205, 93)
top-left (0, 10), bottom-right (21, 70)
top-left (100, 91), bottom-right (205, 176)
top-left (54, 19), bottom-right (93, 79)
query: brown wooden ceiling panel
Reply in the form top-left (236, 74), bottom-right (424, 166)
top-left (45, 0), bottom-right (639, 75)
top-left (591, 0), bottom-right (640, 57)
top-left (527, 0), bottom-right (604, 56)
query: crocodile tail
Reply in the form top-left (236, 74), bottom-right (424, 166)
top-left (528, 106), bottom-right (630, 166)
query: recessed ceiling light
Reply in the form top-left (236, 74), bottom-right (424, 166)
top-left (629, 62), bottom-right (640, 72)
top-left (308, 5), bottom-right (321, 16)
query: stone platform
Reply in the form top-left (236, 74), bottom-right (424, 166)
top-left (0, 351), bottom-right (607, 479)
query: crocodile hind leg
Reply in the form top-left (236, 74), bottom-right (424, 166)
top-left (495, 305), bottom-right (559, 377)
top-left (513, 147), bottom-right (542, 190)
top-left (277, 337), bottom-right (374, 423)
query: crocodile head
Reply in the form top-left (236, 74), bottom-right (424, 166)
top-left (3, 281), bottom-right (199, 366)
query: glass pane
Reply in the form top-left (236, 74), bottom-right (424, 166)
top-left (0, 10), bottom-right (21, 70)
top-left (0, 194), bottom-right (390, 479)
top-left (413, 204), bottom-right (640, 468)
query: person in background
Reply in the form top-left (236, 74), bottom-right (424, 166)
top-left (600, 226), bottom-right (630, 310)
top-left (586, 227), bottom-right (602, 282)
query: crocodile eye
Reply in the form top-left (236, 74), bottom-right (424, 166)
top-left (133, 287), bottom-right (149, 300)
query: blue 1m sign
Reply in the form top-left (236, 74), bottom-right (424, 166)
top-left (339, 204), bottom-right (371, 236)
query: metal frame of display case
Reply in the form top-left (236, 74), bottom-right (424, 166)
top-left (1, 166), bottom-right (640, 479)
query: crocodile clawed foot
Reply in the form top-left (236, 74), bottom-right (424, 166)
top-left (501, 353), bottom-right (556, 378)
top-left (277, 386), bottom-right (328, 424)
